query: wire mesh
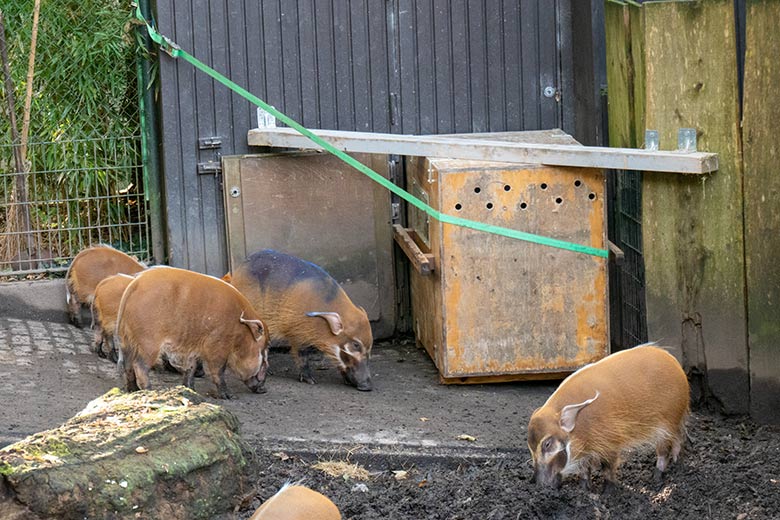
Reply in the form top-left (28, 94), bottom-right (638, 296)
top-left (0, 137), bottom-right (148, 274)
top-left (608, 169), bottom-right (648, 349)
top-left (1, 1), bottom-right (149, 276)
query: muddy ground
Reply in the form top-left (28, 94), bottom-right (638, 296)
top-left (235, 411), bottom-right (780, 519)
top-left (0, 318), bottom-right (778, 519)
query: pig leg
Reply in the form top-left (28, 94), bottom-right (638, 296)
top-left (579, 462), bottom-right (594, 491)
top-left (125, 361), bottom-right (140, 392)
top-left (654, 439), bottom-right (673, 485)
top-left (207, 362), bottom-right (233, 399)
top-left (133, 360), bottom-right (152, 391)
top-left (297, 346), bottom-right (319, 385)
top-left (92, 324), bottom-right (105, 357)
top-left (600, 455), bottom-right (620, 494)
top-left (106, 333), bottom-right (118, 363)
top-left (182, 359), bottom-right (198, 389)
top-left (67, 294), bottom-right (82, 328)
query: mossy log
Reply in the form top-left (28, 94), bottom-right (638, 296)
top-left (0, 387), bottom-right (249, 520)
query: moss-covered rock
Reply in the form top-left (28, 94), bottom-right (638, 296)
top-left (0, 386), bottom-right (249, 520)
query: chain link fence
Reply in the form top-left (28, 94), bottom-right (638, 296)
top-left (0, 1), bottom-right (149, 276)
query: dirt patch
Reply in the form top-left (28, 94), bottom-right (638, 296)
top-left (234, 413), bottom-right (780, 519)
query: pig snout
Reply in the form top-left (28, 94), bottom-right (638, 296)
top-left (342, 359), bottom-right (372, 391)
top-left (245, 359), bottom-right (269, 394)
top-left (534, 465), bottom-right (562, 489)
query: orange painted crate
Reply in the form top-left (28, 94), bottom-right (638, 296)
top-left (399, 131), bottom-right (609, 384)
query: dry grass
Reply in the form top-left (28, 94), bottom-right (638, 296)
top-left (312, 460), bottom-right (371, 481)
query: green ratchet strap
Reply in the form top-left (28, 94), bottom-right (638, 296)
top-left (134, 6), bottom-right (608, 259)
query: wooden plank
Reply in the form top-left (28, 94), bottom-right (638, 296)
top-left (314, 0), bottom-right (337, 129)
top-left (519, 0), bottom-right (540, 129)
top-left (537, 0), bottom-right (559, 129)
top-left (467, 0), bottom-right (488, 132)
top-left (642, 1), bottom-right (748, 413)
top-left (743, 0), bottom-right (780, 424)
top-left (367, 0), bottom-right (390, 132)
top-left (393, 225), bottom-right (434, 276)
top-left (439, 371), bottom-right (570, 385)
top-left (605, 3), bottom-right (634, 149)
top-left (450, 0), bottom-right (471, 133)
top-left (247, 127), bottom-right (718, 173)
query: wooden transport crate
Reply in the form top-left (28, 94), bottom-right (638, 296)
top-left (397, 131), bottom-right (609, 383)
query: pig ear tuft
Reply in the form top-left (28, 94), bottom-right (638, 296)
top-left (306, 312), bottom-right (344, 336)
top-left (559, 391), bottom-right (599, 433)
top-left (239, 311), bottom-right (265, 342)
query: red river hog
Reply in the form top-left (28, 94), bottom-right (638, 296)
top-left (92, 273), bottom-right (135, 361)
top-left (527, 344), bottom-right (690, 490)
top-left (250, 484), bottom-right (341, 520)
top-left (228, 249), bottom-right (373, 391)
top-left (116, 266), bottom-right (269, 399)
top-left (66, 244), bottom-right (146, 327)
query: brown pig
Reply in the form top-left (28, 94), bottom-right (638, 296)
top-left (116, 266), bottom-right (269, 399)
top-left (527, 345), bottom-right (689, 490)
top-left (66, 245), bottom-right (146, 327)
top-left (250, 484), bottom-right (341, 520)
top-left (92, 273), bottom-right (135, 361)
top-left (228, 249), bottom-right (373, 391)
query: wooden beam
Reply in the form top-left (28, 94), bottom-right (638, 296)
top-left (642, 1), bottom-right (747, 414)
top-left (743, 0), bottom-right (780, 423)
top-left (248, 127), bottom-right (718, 174)
top-left (393, 225), bottom-right (434, 276)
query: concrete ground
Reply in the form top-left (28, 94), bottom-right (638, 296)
top-left (0, 316), bottom-right (556, 466)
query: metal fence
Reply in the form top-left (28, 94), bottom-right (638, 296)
top-left (0, 137), bottom-right (148, 274)
top-left (0, 1), bottom-right (149, 276)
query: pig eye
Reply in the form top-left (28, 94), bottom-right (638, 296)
top-left (542, 438), bottom-right (554, 452)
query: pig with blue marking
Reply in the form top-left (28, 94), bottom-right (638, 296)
top-left (228, 250), bottom-right (373, 391)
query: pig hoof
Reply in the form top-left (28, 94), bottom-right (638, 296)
top-left (601, 480), bottom-right (619, 495)
top-left (652, 469), bottom-right (665, 487)
top-left (299, 373), bottom-right (317, 385)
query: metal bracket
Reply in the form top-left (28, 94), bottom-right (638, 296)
top-left (391, 202), bottom-right (401, 223)
top-left (160, 35), bottom-right (181, 58)
top-left (198, 137), bottom-right (222, 150)
top-left (426, 164), bottom-right (437, 184)
top-left (645, 130), bottom-right (659, 151)
top-left (677, 128), bottom-right (697, 152)
top-left (197, 161), bottom-right (222, 175)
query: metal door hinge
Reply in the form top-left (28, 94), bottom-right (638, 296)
top-left (197, 161), bottom-right (222, 175)
top-left (198, 137), bottom-right (222, 149)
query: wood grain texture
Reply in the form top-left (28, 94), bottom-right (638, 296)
top-left (743, 0), bottom-right (780, 423)
top-left (642, 1), bottom-right (748, 413)
top-left (407, 130), bottom-right (608, 380)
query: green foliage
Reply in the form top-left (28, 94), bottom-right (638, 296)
top-left (0, 1), bottom-right (148, 268)
top-left (1, 0), bottom-right (139, 140)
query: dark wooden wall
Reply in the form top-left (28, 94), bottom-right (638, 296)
top-left (154, 0), bottom-right (591, 276)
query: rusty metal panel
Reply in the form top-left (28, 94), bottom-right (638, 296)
top-left (222, 152), bottom-right (395, 339)
top-left (407, 133), bottom-right (609, 381)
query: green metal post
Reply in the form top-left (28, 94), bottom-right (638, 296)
top-left (137, 0), bottom-right (165, 264)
